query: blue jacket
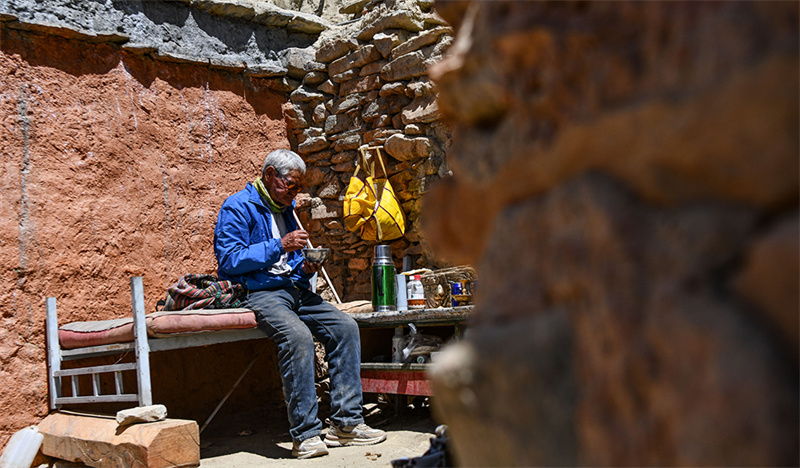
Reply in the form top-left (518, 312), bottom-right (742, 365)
top-left (213, 182), bottom-right (312, 291)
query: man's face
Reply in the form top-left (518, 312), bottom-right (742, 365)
top-left (263, 166), bottom-right (304, 206)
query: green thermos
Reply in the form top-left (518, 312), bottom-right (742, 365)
top-left (371, 245), bottom-right (396, 312)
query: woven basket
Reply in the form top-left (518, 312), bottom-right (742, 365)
top-left (420, 266), bottom-right (477, 308)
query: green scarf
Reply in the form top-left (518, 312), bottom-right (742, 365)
top-left (254, 177), bottom-right (287, 213)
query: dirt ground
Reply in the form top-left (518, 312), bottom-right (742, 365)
top-left (199, 398), bottom-right (444, 468)
top-left (32, 398), bottom-right (443, 468)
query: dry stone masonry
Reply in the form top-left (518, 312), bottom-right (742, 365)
top-left (0, 0), bottom-right (326, 74)
top-left (285, 0), bottom-right (454, 299)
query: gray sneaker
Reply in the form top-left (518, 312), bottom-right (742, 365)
top-left (292, 435), bottom-right (329, 459)
top-left (325, 423), bottom-right (387, 447)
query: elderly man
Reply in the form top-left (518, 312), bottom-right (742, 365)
top-left (213, 149), bottom-right (386, 459)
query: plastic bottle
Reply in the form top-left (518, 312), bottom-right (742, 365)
top-left (0, 426), bottom-right (44, 468)
top-left (395, 274), bottom-right (408, 311)
top-left (407, 275), bottom-right (426, 309)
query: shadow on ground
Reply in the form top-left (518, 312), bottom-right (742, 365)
top-left (199, 396), bottom-right (441, 467)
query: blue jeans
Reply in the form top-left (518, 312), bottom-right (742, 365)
top-left (245, 286), bottom-right (364, 442)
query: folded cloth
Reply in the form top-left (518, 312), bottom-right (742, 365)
top-left (161, 274), bottom-right (245, 311)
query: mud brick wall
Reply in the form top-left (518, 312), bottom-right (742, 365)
top-left (0, 19), bottom-right (293, 445)
top-left (424, 1), bottom-right (799, 466)
top-left (286, 0), bottom-right (454, 300)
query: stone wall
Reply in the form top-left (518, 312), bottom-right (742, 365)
top-left (425, 1), bottom-right (799, 466)
top-left (2, 0), bottom-right (326, 66)
top-left (285, 0), bottom-right (454, 299)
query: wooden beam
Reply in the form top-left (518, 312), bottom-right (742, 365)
top-left (350, 305), bottom-right (473, 328)
top-left (38, 412), bottom-right (200, 468)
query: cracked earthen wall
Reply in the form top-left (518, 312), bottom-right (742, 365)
top-left (0, 27), bottom-right (295, 442)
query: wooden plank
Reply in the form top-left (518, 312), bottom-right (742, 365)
top-left (56, 394), bottom-right (139, 405)
top-left (61, 342), bottom-right (135, 359)
top-left (350, 305), bottom-right (473, 328)
top-left (148, 327), bottom-right (269, 352)
top-left (39, 412), bottom-right (199, 468)
top-left (361, 362), bottom-right (430, 371)
top-left (54, 362), bottom-right (137, 377)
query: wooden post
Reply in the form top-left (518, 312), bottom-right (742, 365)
top-left (45, 297), bottom-right (61, 411)
top-left (131, 276), bottom-right (153, 406)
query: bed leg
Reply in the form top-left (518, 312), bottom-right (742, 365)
top-left (131, 276), bottom-right (153, 406)
top-left (45, 297), bottom-right (62, 411)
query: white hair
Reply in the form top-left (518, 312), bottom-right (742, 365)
top-left (262, 149), bottom-right (306, 176)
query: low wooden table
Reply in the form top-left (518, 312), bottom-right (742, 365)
top-left (350, 305), bottom-right (473, 396)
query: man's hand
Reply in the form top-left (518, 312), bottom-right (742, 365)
top-left (302, 259), bottom-right (324, 275)
top-left (281, 230), bottom-right (309, 252)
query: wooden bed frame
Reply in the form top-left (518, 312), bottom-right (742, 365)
top-left (45, 277), bottom-right (270, 412)
top-left (45, 276), bottom-right (470, 430)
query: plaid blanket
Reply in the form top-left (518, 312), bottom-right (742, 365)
top-left (161, 274), bottom-right (245, 311)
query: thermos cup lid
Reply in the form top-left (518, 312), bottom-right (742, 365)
top-left (374, 245), bottom-right (392, 260)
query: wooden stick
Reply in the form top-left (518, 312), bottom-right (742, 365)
top-left (200, 350), bottom-right (262, 434)
top-left (292, 211), bottom-right (342, 304)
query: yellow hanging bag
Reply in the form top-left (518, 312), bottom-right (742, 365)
top-left (343, 146), bottom-right (406, 241)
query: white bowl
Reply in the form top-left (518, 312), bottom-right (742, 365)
top-left (303, 248), bottom-right (330, 263)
